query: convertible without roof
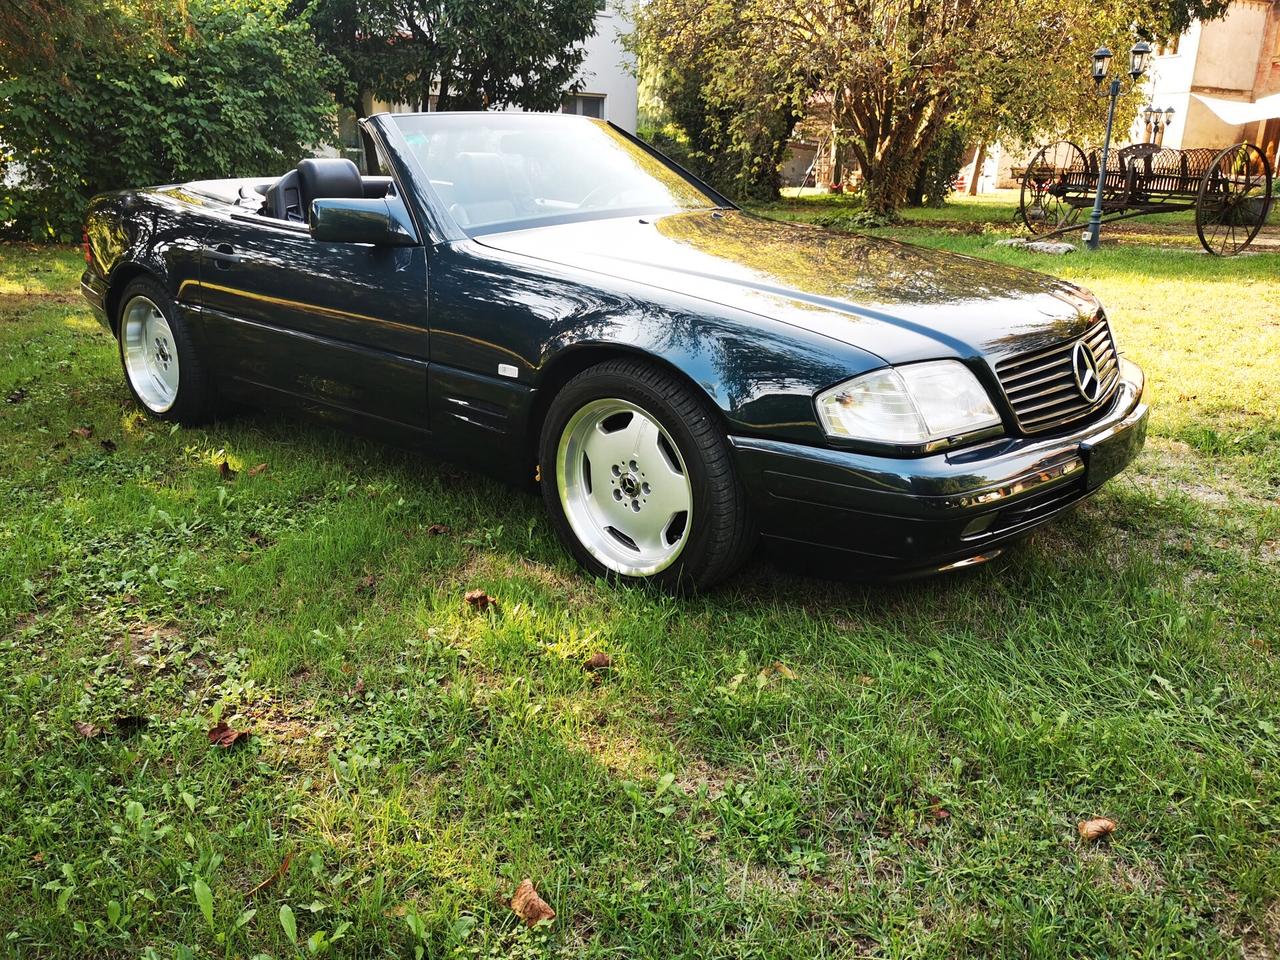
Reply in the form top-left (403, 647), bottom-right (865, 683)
top-left (81, 112), bottom-right (1148, 589)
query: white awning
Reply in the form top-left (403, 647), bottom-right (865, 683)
top-left (1190, 92), bottom-right (1280, 126)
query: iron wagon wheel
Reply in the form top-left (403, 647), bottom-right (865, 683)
top-left (1195, 142), bottom-right (1273, 256)
top-left (1019, 141), bottom-right (1089, 234)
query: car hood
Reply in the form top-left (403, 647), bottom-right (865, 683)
top-left (475, 209), bottom-right (1099, 365)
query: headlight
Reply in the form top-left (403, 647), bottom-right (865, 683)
top-left (816, 360), bottom-right (1002, 447)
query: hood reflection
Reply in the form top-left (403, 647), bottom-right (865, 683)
top-left (478, 210), bottom-right (1098, 363)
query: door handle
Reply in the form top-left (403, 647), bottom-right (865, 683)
top-left (204, 244), bottom-right (241, 269)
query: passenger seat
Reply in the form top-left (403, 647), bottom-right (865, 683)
top-left (265, 158), bottom-right (364, 223)
top-left (448, 152), bottom-right (517, 227)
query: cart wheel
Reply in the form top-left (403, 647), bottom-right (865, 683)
top-left (1019, 141), bottom-right (1089, 234)
top-left (1195, 142), bottom-right (1273, 256)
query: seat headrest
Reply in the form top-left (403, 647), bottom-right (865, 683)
top-left (296, 158), bottom-right (363, 205)
top-left (454, 152), bottom-right (509, 203)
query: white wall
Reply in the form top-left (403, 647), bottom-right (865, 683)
top-left (1135, 0), bottom-right (1273, 149)
top-left (572, 3), bottom-right (639, 130)
top-left (1192, 2), bottom-right (1270, 92)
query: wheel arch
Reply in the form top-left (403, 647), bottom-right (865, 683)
top-left (528, 343), bottom-right (730, 470)
top-left (104, 263), bottom-right (161, 335)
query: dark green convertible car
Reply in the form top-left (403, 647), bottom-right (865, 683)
top-left (81, 112), bottom-right (1148, 589)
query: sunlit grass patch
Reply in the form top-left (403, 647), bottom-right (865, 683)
top-left (1, 227), bottom-right (1277, 958)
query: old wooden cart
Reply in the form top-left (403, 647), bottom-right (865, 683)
top-left (1018, 141), bottom-right (1274, 255)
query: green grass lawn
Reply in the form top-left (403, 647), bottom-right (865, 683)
top-left (1, 195), bottom-right (1278, 959)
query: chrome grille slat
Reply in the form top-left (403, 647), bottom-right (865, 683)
top-left (1000, 342), bottom-right (1074, 374)
top-left (1004, 336), bottom-right (1076, 362)
top-left (1001, 353), bottom-right (1077, 387)
top-left (995, 319), bottom-right (1119, 433)
top-left (1014, 384), bottom-right (1088, 414)
top-left (1005, 370), bottom-right (1077, 396)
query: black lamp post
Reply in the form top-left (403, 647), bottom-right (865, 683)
top-left (1143, 105), bottom-right (1176, 143)
top-left (1083, 40), bottom-right (1152, 250)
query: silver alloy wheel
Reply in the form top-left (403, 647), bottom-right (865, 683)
top-left (121, 295), bottom-right (179, 413)
top-left (556, 397), bottom-right (693, 577)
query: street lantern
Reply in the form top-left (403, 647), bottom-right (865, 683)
top-left (1083, 40), bottom-right (1152, 250)
top-left (1092, 47), bottom-right (1113, 82)
top-left (1142, 106), bottom-right (1154, 125)
top-left (1163, 106), bottom-right (1175, 127)
top-left (1129, 41), bottom-right (1153, 79)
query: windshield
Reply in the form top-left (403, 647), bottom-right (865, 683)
top-left (392, 113), bottom-right (721, 234)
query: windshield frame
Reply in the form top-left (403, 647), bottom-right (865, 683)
top-left (384, 112), bottom-right (736, 239)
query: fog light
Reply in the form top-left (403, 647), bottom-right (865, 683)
top-left (961, 514), bottom-right (997, 539)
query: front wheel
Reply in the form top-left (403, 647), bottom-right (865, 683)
top-left (539, 359), bottom-right (755, 591)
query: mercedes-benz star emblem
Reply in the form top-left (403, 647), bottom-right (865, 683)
top-left (1072, 340), bottom-right (1102, 402)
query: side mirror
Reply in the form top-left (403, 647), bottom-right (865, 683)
top-left (309, 197), bottom-right (417, 246)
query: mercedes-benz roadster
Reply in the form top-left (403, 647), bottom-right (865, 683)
top-left (80, 112), bottom-right (1148, 589)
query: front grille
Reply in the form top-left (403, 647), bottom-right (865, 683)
top-left (995, 318), bottom-right (1119, 433)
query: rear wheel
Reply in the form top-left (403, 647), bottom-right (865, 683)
top-left (539, 359), bottom-right (754, 591)
top-left (116, 277), bottom-right (217, 423)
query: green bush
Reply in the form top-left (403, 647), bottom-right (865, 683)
top-left (0, 0), bottom-right (342, 242)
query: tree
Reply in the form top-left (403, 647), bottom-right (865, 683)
top-left (631, 3), bottom-right (806, 201)
top-left (301, 0), bottom-right (600, 160)
top-left (0, 0), bottom-right (167, 73)
top-left (636, 0), bottom-right (1234, 214)
top-left (0, 0), bottom-right (342, 240)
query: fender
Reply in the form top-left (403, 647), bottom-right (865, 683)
top-left (424, 238), bottom-right (887, 482)
top-left (84, 188), bottom-right (210, 334)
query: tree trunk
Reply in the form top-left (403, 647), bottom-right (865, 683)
top-left (967, 143), bottom-right (986, 196)
top-left (844, 93), bottom-right (948, 217)
top-left (351, 92), bottom-right (380, 177)
top-left (828, 89), bottom-right (842, 189)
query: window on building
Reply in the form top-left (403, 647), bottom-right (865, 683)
top-left (1156, 36), bottom-right (1180, 56)
top-left (562, 94), bottom-right (606, 119)
top-left (595, 0), bottom-right (608, 10)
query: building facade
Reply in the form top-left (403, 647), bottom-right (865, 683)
top-left (560, 1), bottom-right (638, 131)
top-left (1137, 0), bottom-right (1280, 165)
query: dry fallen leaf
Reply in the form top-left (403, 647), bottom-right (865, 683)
top-left (583, 652), bottom-right (613, 672)
top-left (73, 721), bottom-right (103, 739)
top-left (356, 573), bottom-right (377, 596)
top-left (246, 852), bottom-right (294, 897)
top-left (1077, 817), bottom-right (1116, 842)
top-left (207, 720), bottom-right (251, 749)
top-left (348, 677), bottom-right (366, 699)
top-left (464, 588), bottom-right (497, 612)
top-left (771, 661), bottom-right (797, 680)
top-left (71, 425), bottom-right (93, 440)
top-left (510, 878), bottom-right (555, 927)
top-left (425, 523), bottom-right (450, 536)
top-left (5, 388), bottom-right (26, 404)
top-left (247, 462), bottom-right (268, 476)
top-left (217, 460), bottom-right (236, 481)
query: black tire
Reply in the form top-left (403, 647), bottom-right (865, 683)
top-left (539, 358), bottom-right (755, 591)
top-left (115, 276), bottom-right (218, 424)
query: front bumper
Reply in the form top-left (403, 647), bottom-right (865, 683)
top-left (731, 358), bottom-right (1148, 577)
